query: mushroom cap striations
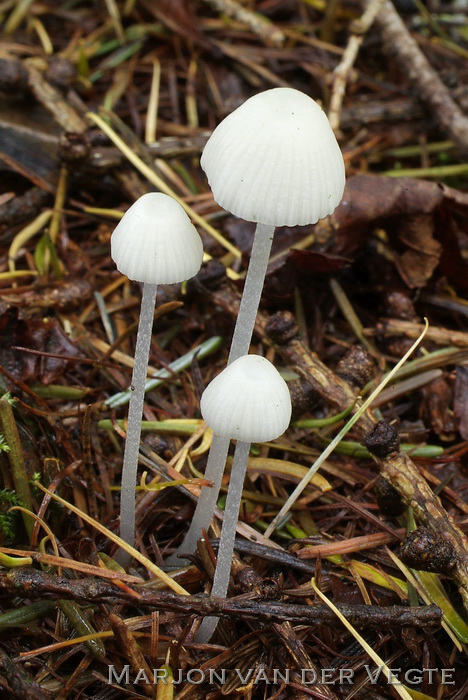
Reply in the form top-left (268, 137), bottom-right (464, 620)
top-left (111, 193), bottom-right (203, 284)
top-left (200, 355), bottom-right (292, 442)
top-left (201, 88), bottom-right (345, 227)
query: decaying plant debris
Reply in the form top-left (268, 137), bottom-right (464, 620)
top-left (0, 1), bottom-right (467, 698)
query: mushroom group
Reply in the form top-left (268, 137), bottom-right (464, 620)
top-left (110, 89), bottom-right (345, 624)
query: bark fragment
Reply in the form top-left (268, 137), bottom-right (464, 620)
top-left (336, 345), bottom-right (376, 389)
top-left (401, 527), bottom-right (456, 574)
top-left (374, 476), bottom-right (407, 517)
top-left (364, 420), bottom-right (401, 458)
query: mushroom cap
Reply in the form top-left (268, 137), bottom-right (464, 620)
top-left (201, 88), bottom-right (345, 227)
top-left (200, 355), bottom-right (292, 442)
top-left (111, 193), bottom-right (204, 284)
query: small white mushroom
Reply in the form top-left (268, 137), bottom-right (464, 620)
top-left (201, 88), bottom-right (345, 366)
top-left (201, 87), bottom-right (345, 227)
top-left (111, 192), bottom-right (203, 284)
top-left (111, 193), bottom-right (203, 557)
top-left (200, 355), bottom-right (291, 443)
top-left (196, 355), bottom-right (291, 641)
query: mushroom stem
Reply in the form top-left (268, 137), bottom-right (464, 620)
top-left (118, 282), bottom-right (158, 561)
top-left (166, 433), bottom-right (230, 562)
top-left (166, 223), bottom-right (275, 565)
top-left (228, 222), bottom-right (275, 362)
top-left (195, 439), bottom-right (251, 643)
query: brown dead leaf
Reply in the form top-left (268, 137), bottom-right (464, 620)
top-left (0, 309), bottom-right (37, 382)
top-left (436, 210), bottom-right (468, 291)
top-left (329, 176), bottom-right (468, 249)
top-left (319, 177), bottom-right (467, 289)
top-left (439, 183), bottom-right (468, 213)
top-left (422, 376), bottom-right (457, 438)
top-left (157, 0), bottom-right (197, 28)
top-left (330, 576), bottom-right (366, 606)
top-left (0, 308), bottom-right (80, 386)
top-left (261, 249), bottom-right (352, 305)
top-left (395, 214), bottom-right (442, 288)
top-left (326, 175), bottom-right (451, 260)
top-left (289, 248), bottom-right (353, 274)
top-left (333, 176), bottom-right (446, 230)
top-left (0, 279), bottom-right (92, 311)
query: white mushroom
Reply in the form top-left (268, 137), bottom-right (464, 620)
top-left (200, 354), bottom-right (291, 442)
top-left (111, 192), bottom-right (203, 284)
top-left (201, 87), bottom-right (345, 227)
top-left (111, 193), bottom-right (203, 557)
top-left (196, 355), bottom-right (291, 641)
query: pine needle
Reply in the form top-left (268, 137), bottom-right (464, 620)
top-left (311, 578), bottom-right (413, 700)
top-left (34, 482), bottom-right (189, 595)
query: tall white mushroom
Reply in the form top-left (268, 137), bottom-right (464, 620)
top-left (170, 88), bottom-right (345, 562)
top-left (111, 192), bottom-right (203, 556)
top-left (196, 354), bottom-right (291, 641)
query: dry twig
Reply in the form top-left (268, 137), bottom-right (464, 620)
top-left (2, 569), bottom-right (443, 629)
top-left (329, 0), bottom-right (386, 132)
top-left (369, 318), bottom-right (468, 348)
top-left (0, 647), bottom-right (50, 700)
top-left (362, 0), bottom-right (468, 154)
top-left (200, 0), bottom-right (285, 47)
top-left (25, 64), bottom-right (87, 133)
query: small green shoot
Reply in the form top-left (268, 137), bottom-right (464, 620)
top-left (105, 336), bottom-right (223, 408)
top-left (0, 489), bottom-right (20, 544)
